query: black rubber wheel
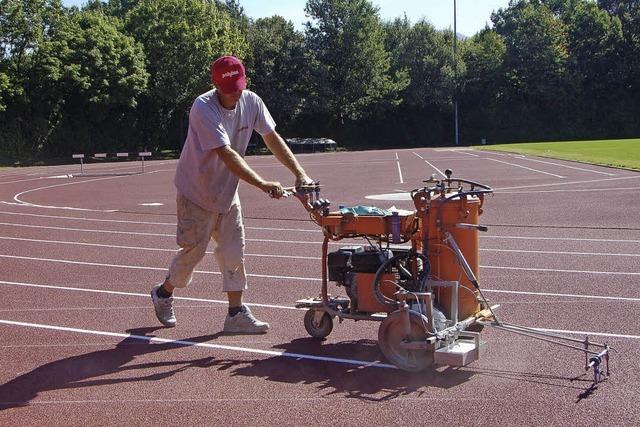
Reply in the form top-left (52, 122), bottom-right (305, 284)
top-left (378, 309), bottom-right (434, 371)
top-left (303, 309), bottom-right (333, 338)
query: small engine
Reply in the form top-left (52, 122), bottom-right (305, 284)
top-left (327, 246), bottom-right (398, 313)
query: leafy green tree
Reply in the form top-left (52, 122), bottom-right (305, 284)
top-left (0, 0), bottom-right (66, 156)
top-left (461, 28), bottom-right (507, 142)
top-left (246, 16), bottom-right (309, 127)
top-left (304, 0), bottom-right (408, 123)
top-left (124, 0), bottom-right (249, 149)
top-left (491, 0), bottom-right (571, 139)
top-left (35, 9), bottom-right (149, 154)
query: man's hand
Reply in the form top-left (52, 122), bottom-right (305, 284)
top-left (261, 181), bottom-right (284, 199)
top-left (295, 173), bottom-right (314, 187)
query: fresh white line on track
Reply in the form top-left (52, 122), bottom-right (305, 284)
top-left (0, 254), bottom-right (323, 281)
top-left (10, 169), bottom-right (171, 212)
top-left (0, 210), bottom-right (321, 233)
top-left (0, 236), bottom-right (321, 260)
top-left (2, 236), bottom-right (638, 259)
top-left (395, 152), bottom-right (404, 184)
top-left (496, 174), bottom-right (640, 191)
top-left (483, 264), bottom-right (640, 276)
top-left (2, 220), bottom-right (638, 244)
top-left (1, 280), bottom-right (638, 339)
top-left (499, 186), bottom-right (640, 194)
top-left (514, 157), bottom-right (615, 176)
top-left (0, 280), bottom-right (301, 310)
top-left (2, 252), bottom-right (640, 280)
top-left (481, 247), bottom-right (640, 257)
top-left (413, 152), bottom-right (446, 178)
top-left (0, 222), bottom-right (328, 244)
top-left (486, 158), bottom-right (566, 178)
top-left (0, 319), bottom-right (397, 369)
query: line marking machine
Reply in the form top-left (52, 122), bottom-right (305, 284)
top-left (285, 170), bottom-right (611, 388)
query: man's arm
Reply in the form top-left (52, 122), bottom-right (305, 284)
top-left (215, 145), bottom-right (284, 198)
top-left (262, 131), bottom-right (312, 186)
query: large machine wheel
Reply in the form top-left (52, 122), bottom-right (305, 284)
top-left (303, 309), bottom-right (333, 339)
top-left (378, 309), bottom-right (435, 372)
top-left (372, 251), bottom-right (431, 312)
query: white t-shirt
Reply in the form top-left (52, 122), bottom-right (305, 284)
top-left (174, 89), bottom-right (276, 213)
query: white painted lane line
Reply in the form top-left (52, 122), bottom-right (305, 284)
top-left (2, 253), bottom-right (640, 279)
top-left (483, 288), bottom-right (640, 302)
top-left (0, 280), bottom-right (301, 310)
top-left (0, 319), bottom-right (397, 369)
top-left (484, 235), bottom-right (640, 243)
top-left (499, 186), bottom-right (640, 194)
top-left (412, 152), bottom-right (423, 159)
top-left (2, 236), bottom-right (638, 259)
top-left (0, 222), bottom-right (327, 244)
top-left (3, 220), bottom-right (638, 244)
top-left (481, 248), bottom-right (640, 258)
top-left (10, 169), bottom-right (172, 212)
top-left (450, 150), bottom-right (479, 157)
top-left (486, 158), bottom-right (566, 178)
top-left (516, 157), bottom-right (616, 176)
top-left (2, 280), bottom-right (639, 339)
top-left (0, 254), bottom-right (322, 282)
top-left (482, 264), bottom-right (640, 276)
top-left (395, 152), bottom-right (404, 184)
top-left (529, 327), bottom-right (639, 340)
top-left (497, 174), bottom-right (640, 191)
top-left (0, 211), bottom-right (321, 233)
top-left (423, 159), bottom-right (446, 178)
top-left (0, 236), bottom-right (321, 260)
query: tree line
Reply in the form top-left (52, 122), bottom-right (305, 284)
top-left (1, 0), bottom-right (639, 159)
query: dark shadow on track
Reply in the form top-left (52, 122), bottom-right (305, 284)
top-left (229, 338), bottom-right (474, 401)
top-left (0, 327), bottom-right (227, 409)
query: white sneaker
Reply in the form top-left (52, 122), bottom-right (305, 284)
top-left (151, 284), bottom-right (176, 327)
top-left (223, 305), bottom-right (270, 334)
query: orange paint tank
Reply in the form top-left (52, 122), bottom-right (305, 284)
top-left (419, 193), bottom-right (483, 319)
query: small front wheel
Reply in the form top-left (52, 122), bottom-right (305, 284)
top-left (303, 309), bottom-right (333, 339)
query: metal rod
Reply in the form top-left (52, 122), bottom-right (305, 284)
top-left (489, 323), bottom-right (607, 354)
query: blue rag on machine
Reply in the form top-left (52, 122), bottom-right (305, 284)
top-left (339, 205), bottom-right (390, 216)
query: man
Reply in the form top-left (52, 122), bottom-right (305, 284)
top-left (151, 55), bottom-right (312, 334)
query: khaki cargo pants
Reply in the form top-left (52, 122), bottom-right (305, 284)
top-left (167, 194), bottom-right (247, 292)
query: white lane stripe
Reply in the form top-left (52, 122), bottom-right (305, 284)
top-left (0, 236), bottom-right (320, 260)
top-left (10, 169), bottom-right (171, 212)
top-left (516, 157), bottom-right (615, 176)
top-left (484, 235), bottom-right (640, 243)
top-left (449, 150), bottom-right (479, 157)
top-left (1, 220), bottom-right (639, 245)
top-left (482, 264), bottom-right (640, 276)
top-left (486, 158), bottom-right (566, 178)
top-left (0, 254), bottom-right (322, 282)
top-left (423, 159), bottom-right (446, 178)
top-left (0, 319), bottom-right (396, 369)
top-left (412, 152), bottom-right (423, 159)
top-left (2, 281), bottom-right (638, 341)
top-left (0, 222), bottom-right (328, 244)
top-left (481, 247), bottom-right (640, 258)
top-left (499, 186), bottom-right (640, 194)
top-left (1, 253), bottom-right (639, 280)
top-left (395, 152), bottom-right (404, 184)
top-left (1, 236), bottom-right (637, 259)
top-left (483, 288), bottom-right (640, 302)
top-left (0, 280), bottom-right (301, 310)
top-left (3, 279), bottom-right (639, 303)
top-left (497, 174), bottom-right (640, 191)
top-left (0, 211), bottom-right (321, 233)
top-left (529, 327), bottom-right (639, 340)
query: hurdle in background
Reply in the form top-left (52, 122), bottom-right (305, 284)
top-left (71, 152), bottom-right (152, 175)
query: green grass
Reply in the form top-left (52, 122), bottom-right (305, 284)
top-left (474, 138), bottom-right (640, 171)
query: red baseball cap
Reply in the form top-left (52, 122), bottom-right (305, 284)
top-left (211, 55), bottom-right (247, 94)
